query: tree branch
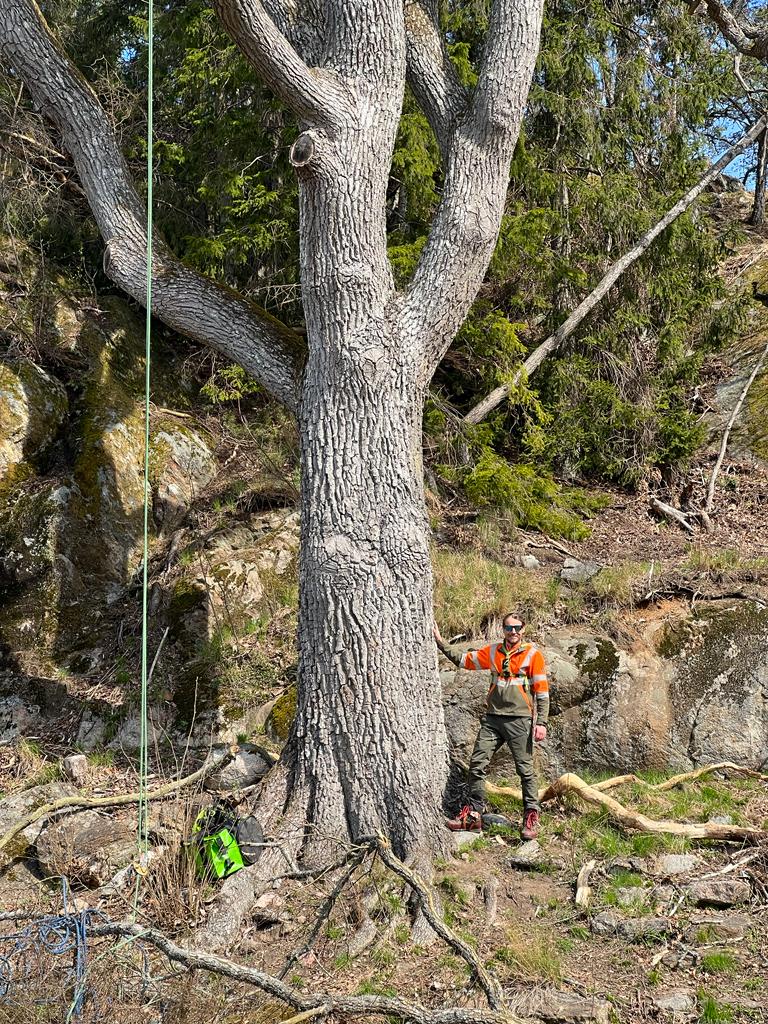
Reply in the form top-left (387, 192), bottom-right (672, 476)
top-left (213, 0), bottom-right (348, 130)
top-left (696, 0), bottom-right (768, 59)
top-left (404, 1), bottom-right (468, 155)
top-left (405, 0), bottom-right (545, 381)
top-left (261, 0), bottom-right (327, 65)
top-left (0, 747), bottom-right (236, 857)
top-left (706, 335), bottom-right (768, 513)
top-left (0, 0), bottom-right (304, 411)
top-left (462, 115), bottom-right (768, 425)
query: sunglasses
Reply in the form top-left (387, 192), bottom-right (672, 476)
top-left (503, 623), bottom-right (523, 633)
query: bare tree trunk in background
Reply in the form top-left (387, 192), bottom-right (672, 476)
top-left (751, 127), bottom-right (768, 226)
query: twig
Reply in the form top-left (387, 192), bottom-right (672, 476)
top-left (0, 747), bottom-right (237, 856)
top-left (482, 876), bottom-right (499, 925)
top-left (649, 497), bottom-right (695, 534)
top-left (705, 336), bottom-right (768, 513)
top-left (278, 848), bottom-right (369, 979)
top-left (575, 859), bottom-right (597, 908)
top-left (367, 834), bottom-right (507, 1012)
top-left (280, 1010), bottom-right (328, 1024)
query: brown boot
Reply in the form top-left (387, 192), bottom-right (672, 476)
top-left (521, 809), bottom-right (540, 840)
top-left (446, 805), bottom-right (482, 832)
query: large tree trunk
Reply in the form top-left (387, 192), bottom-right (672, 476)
top-left (293, 366), bottom-right (448, 861)
top-left (260, 9), bottom-right (449, 861)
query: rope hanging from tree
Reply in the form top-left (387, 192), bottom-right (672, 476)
top-left (134, 0), bottom-right (154, 910)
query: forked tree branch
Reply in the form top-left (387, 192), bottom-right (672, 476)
top-left (214, 0), bottom-right (349, 130)
top-left (696, 0), bottom-right (768, 58)
top-left (405, 0), bottom-right (545, 381)
top-left (0, 0), bottom-right (305, 411)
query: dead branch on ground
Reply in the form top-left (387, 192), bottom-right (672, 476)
top-left (0, 746), bottom-right (236, 857)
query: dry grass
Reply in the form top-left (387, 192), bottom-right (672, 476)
top-left (431, 547), bottom-right (549, 638)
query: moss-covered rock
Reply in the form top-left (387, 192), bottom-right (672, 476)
top-left (266, 686), bottom-right (297, 742)
top-left (150, 419), bottom-right (216, 531)
top-left (0, 360), bottom-right (68, 479)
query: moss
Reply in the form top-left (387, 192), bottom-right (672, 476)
top-left (573, 638), bottom-right (619, 685)
top-left (746, 365), bottom-right (768, 460)
top-left (267, 686), bottom-right (297, 741)
top-left (656, 618), bottom-right (694, 658)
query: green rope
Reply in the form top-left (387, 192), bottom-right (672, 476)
top-left (134, 0), bottom-right (154, 914)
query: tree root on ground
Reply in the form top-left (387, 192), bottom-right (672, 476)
top-left (482, 766), bottom-right (768, 843)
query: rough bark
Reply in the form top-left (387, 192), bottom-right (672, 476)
top-left (751, 127), bottom-right (768, 226)
top-left (696, 0), bottom-right (768, 59)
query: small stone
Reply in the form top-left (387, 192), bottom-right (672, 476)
top-left (651, 990), bottom-right (695, 1013)
top-left (708, 815), bottom-right (733, 825)
top-left (520, 554), bottom-right (541, 570)
top-left (691, 914), bottom-right (751, 941)
top-left (652, 853), bottom-right (702, 877)
top-left (451, 830), bottom-right (482, 850)
top-left (560, 558), bottom-right (601, 583)
top-left (508, 839), bottom-right (543, 869)
top-left (591, 911), bottom-right (670, 941)
top-left (513, 988), bottom-right (612, 1023)
top-left (688, 878), bottom-right (751, 907)
top-left (62, 753), bottom-right (88, 787)
top-left (614, 887), bottom-right (648, 909)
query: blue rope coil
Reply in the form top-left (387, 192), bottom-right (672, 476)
top-left (0, 879), bottom-right (100, 1017)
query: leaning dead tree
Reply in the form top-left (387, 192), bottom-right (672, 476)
top-left (0, 0), bottom-right (544, 942)
top-left (462, 116), bottom-right (768, 426)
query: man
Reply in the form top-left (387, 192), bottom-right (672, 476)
top-left (433, 613), bottom-right (549, 840)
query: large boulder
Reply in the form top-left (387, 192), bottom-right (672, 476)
top-left (150, 421), bottom-right (217, 531)
top-left (0, 781), bottom-right (79, 857)
top-left (441, 599), bottom-right (768, 777)
top-left (36, 809), bottom-right (135, 887)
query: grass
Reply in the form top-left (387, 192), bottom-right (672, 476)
top-left (431, 547), bottom-right (549, 637)
top-left (493, 924), bottom-right (562, 982)
top-left (700, 951), bottom-right (738, 975)
top-left (698, 991), bottom-right (734, 1024)
top-left (581, 562), bottom-right (651, 608)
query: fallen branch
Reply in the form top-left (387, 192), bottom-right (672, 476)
top-left (705, 336), bottom-right (768, 514)
top-left (462, 115), bottom-right (768, 426)
top-left (649, 497), bottom-right (695, 534)
top-left (90, 920), bottom-right (521, 1023)
top-left (481, 770), bottom-right (768, 842)
top-left (574, 859), bottom-right (596, 909)
top-left (479, 761), bottom-right (767, 804)
top-left (367, 834), bottom-right (507, 1012)
top-left (542, 773), bottom-right (767, 842)
top-left (0, 746), bottom-right (237, 856)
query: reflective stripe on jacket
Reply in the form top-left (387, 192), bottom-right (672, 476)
top-left (460, 641), bottom-right (549, 721)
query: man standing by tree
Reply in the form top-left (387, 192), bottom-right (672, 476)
top-left (434, 613), bottom-right (549, 840)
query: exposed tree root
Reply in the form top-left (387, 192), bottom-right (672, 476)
top-left (82, 834), bottom-right (528, 1023)
top-left (0, 746), bottom-right (236, 858)
top-left (483, 768), bottom-right (768, 843)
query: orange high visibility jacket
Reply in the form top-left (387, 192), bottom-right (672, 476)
top-left (460, 641), bottom-right (549, 722)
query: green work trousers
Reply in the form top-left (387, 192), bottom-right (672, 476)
top-left (467, 713), bottom-right (539, 813)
